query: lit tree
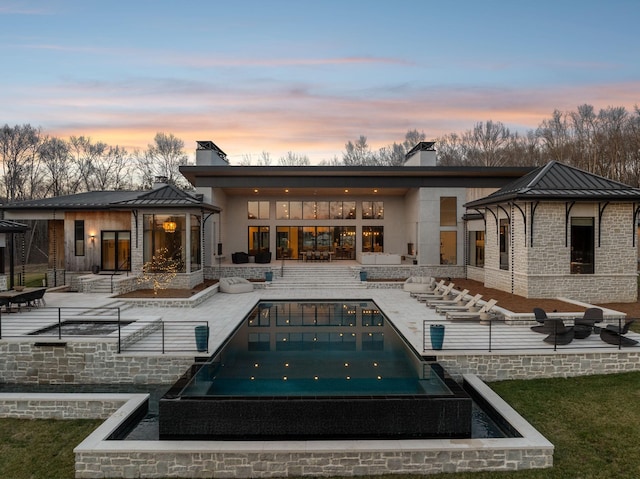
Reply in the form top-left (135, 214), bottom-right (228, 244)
top-left (137, 248), bottom-right (181, 295)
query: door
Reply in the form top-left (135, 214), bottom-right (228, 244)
top-left (101, 231), bottom-right (131, 272)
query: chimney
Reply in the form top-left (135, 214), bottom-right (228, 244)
top-left (153, 176), bottom-right (168, 189)
top-left (196, 140), bottom-right (229, 166)
top-left (404, 141), bottom-right (436, 167)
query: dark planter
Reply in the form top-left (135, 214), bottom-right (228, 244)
top-left (430, 324), bottom-right (445, 350)
top-left (359, 271), bottom-right (367, 281)
top-left (194, 325), bottom-right (209, 352)
top-left (265, 271), bottom-right (273, 282)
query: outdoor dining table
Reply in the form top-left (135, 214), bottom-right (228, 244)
top-left (0, 287), bottom-right (47, 312)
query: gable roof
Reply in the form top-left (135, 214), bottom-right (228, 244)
top-left (1, 185), bottom-right (220, 212)
top-left (465, 161), bottom-right (640, 208)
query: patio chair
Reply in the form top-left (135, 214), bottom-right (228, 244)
top-left (445, 299), bottom-right (498, 321)
top-left (435, 293), bottom-right (483, 314)
top-left (415, 282), bottom-right (455, 303)
top-left (414, 280), bottom-right (445, 300)
top-left (599, 319), bottom-right (638, 347)
top-left (574, 307), bottom-right (604, 339)
top-left (531, 308), bottom-right (551, 333)
top-left (542, 319), bottom-right (574, 346)
top-left (426, 289), bottom-right (470, 308)
top-left (0, 297), bottom-right (9, 313)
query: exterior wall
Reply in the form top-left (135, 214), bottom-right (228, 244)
top-left (416, 187), bottom-right (467, 266)
top-left (65, 211), bottom-right (131, 272)
top-left (480, 202), bottom-right (638, 302)
top-left (0, 394), bottom-right (130, 420)
top-left (0, 341), bottom-right (195, 385)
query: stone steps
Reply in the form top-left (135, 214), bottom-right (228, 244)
top-left (267, 265), bottom-right (366, 289)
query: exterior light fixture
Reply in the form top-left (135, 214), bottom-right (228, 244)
top-left (89, 234), bottom-right (96, 243)
top-left (162, 220), bottom-right (177, 233)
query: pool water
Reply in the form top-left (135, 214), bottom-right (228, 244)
top-left (160, 300), bottom-right (474, 440)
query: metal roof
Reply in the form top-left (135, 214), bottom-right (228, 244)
top-left (465, 161), bottom-right (640, 208)
top-left (1, 185), bottom-right (220, 212)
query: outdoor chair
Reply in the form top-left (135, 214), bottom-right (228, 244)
top-left (542, 319), bottom-right (574, 346)
top-left (445, 299), bottom-right (498, 321)
top-left (414, 280), bottom-right (445, 300)
top-left (574, 307), bottom-right (604, 339)
top-left (600, 319), bottom-right (638, 347)
top-left (416, 282), bottom-right (455, 302)
top-left (435, 293), bottom-right (482, 314)
top-left (531, 308), bottom-right (551, 333)
top-left (426, 289), bottom-right (470, 308)
top-left (0, 297), bottom-right (9, 313)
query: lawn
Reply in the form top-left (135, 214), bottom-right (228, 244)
top-left (1, 372), bottom-right (640, 478)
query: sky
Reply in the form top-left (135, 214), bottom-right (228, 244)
top-left (1, 0), bottom-right (639, 164)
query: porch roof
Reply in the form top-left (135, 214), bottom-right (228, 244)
top-left (1, 185), bottom-right (220, 213)
top-left (0, 220), bottom-right (28, 232)
top-left (465, 161), bottom-right (640, 208)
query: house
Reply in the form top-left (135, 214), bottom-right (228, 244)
top-left (1, 181), bottom-right (220, 290)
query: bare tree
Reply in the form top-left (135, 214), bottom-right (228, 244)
top-left (343, 136), bottom-right (374, 166)
top-left (40, 136), bottom-right (76, 197)
top-left (464, 121), bottom-right (511, 166)
top-left (0, 124), bottom-right (42, 201)
top-left (279, 151), bottom-right (310, 166)
top-left (136, 132), bottom-right (190, 188)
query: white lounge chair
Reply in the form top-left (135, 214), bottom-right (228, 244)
top-left (414, 280), bottom-right (445, 301)
top-left (416, 282), bottom-right (455, 302)
top-left (426, 289), bottom-right (470, 308)
top-left (446, 299), bottom-right (498, 321)
top-left (435, 293), bottom-right (482, 314)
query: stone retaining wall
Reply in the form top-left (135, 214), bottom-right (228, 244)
top-left (0, 393), bottom-right (132, 420)
top-left (0, 341), bottom-right (195, 385)
top-left (437, 350), bottom-right (640, 382)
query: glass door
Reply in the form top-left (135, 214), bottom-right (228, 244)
top-left (101, 231), bottom-right (131, 272)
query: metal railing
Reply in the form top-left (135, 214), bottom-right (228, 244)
top-left (423, 316), bottom-right (636, 352)
top-left (0, 307), bottom-right (209, 354)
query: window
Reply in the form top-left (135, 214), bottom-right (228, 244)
top-left (330, 201), bottom-right (356, 219)
top-left (499, 219), bottom-right (509, 270)
top-left (190, 214), bottom-right (201, 271)
top-left (362, 226), bottom-right (384, 252)
top-left (571, 217), bottom-right (594, 274)
top-left (248, 226), bottom-right (270, 254)
top-left (362, 201), bottom-right (384, 219)
top-left (468, 231), bottom-right (485, 267)
top-left (74, 220), bottom-right (85, 256)
top-left (276, 201), bottom-right (302, 220)
top-left (101, 231), bottom-right (131, 272)
top-left (440, 231), bottom-right (457, 264)
top-left (143, 214), bottom-right (186, 272)
top-left (440, 197), bottom-right (457, 226)
top-left (248, 201), bottom-right (269, 220)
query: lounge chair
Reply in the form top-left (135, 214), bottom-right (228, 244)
top-left (415, 282), bottom-right (455, 302)
top-left (531, 308), bottom-right (552, 333)
top-left (445, 299), bottom-right (498, 321)
top-left (435, 293), bottom-right (482, 314)
top-left (403, 276), bottom-right (435, 295)
top-left (574, 307), bottom-right (603, 338)
top-left (542, 318), bottom-right (574, 345)
top-left (413, 280), bottom-right (445, 300)
top-left (426, 289), bottom-right (470, 308)
top-left (600, 319), bottom-right (638, 347)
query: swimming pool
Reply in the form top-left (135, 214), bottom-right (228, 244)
top-left (160, 300), bottom-right (473, 440)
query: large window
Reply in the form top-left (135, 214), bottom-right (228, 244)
top-left (190, 214), bottom-right (201, 271)
top-left (143, 214), bottom-right (186, 272)
top-left (499, 219), bottom-right (509, 270)
top-left (248, 226), bottom-right (270, 255)
top-left (440, 197), bottom-right (457, 226)
top-left (101, 231), bottom-right (131, 272)
top-left (362, 226), bottom-right (384, 252)
top-left (362, 201), bottom-right (384, 219)
top-left (571, 217), bottom-right (594, 274)
top-left (440, 231), bottom-right (457, 264)
top-left (74, 220), bottom-right (85, 256)
top-left (248, 201), bottom-right (269, 220)
top-left (468, 231), bottom-right (485, 267)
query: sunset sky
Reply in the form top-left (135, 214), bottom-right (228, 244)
top-left (1, 0), bottom-right (639, 164)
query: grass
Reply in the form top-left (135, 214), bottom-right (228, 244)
top-left (1, 373), bottom-right (640, 478)
top-left (0, 418), bottom-right (101, 479)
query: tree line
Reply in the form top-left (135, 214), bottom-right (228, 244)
top-left (2, 103), bottom-right (640, 203)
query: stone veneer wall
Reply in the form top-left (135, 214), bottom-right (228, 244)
top-left (358, 265), bottom-right (466, 280)
top-left (436, 351), bottom-right (640, 382)
top-left (0, 341), bottom-right (195, 385)
top-left (75, 447), bottom-right (551, 478)
top-left (0, 394), bottom-right (131, 420)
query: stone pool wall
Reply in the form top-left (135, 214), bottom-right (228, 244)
top-left (0, 393), bottom-right (135, 420)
